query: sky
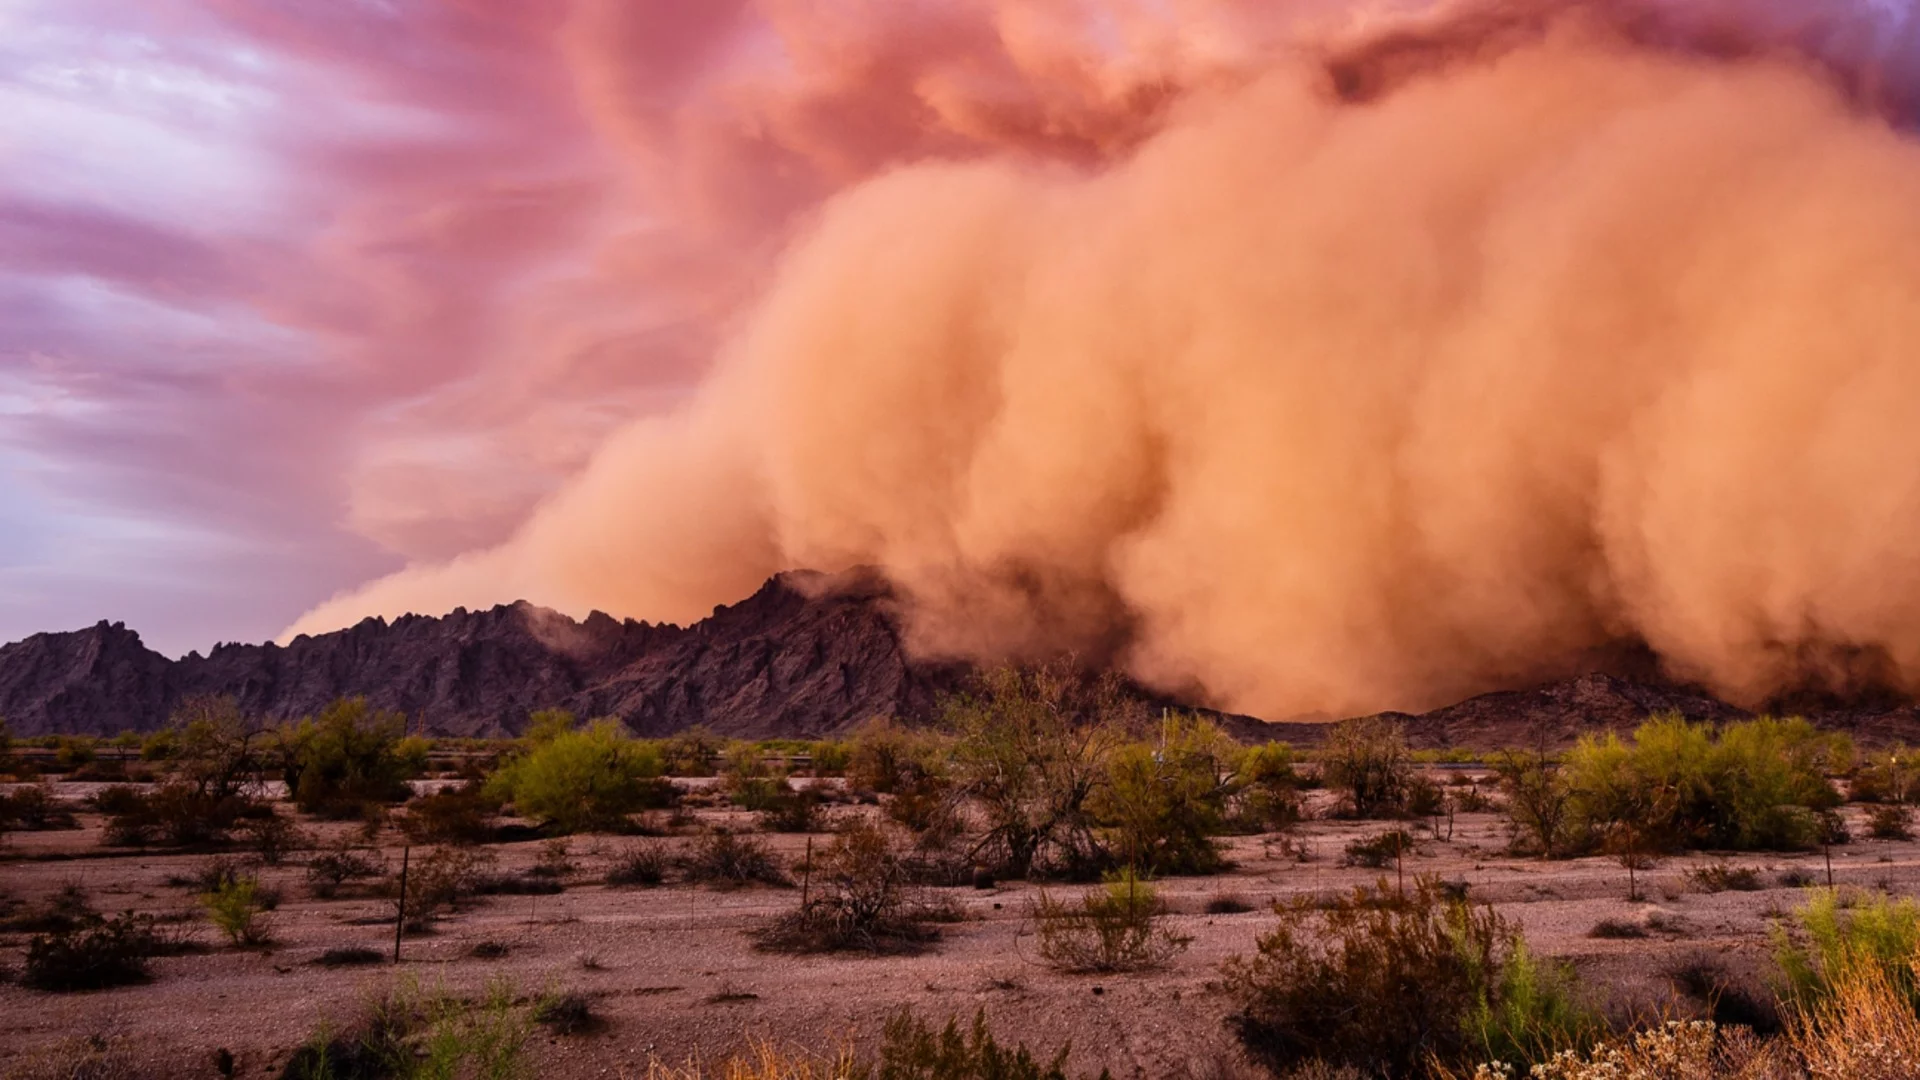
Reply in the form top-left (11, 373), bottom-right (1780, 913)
top-left (0, 0), bottom-right (861, 654)
top-left (8, 0), bottom-right (1920, 683)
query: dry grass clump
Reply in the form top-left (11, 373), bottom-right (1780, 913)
top-left (607, 841), bottom-right (670, 887)
top-left (1343, 830), bottom-right (1415, 870)
top-left (23, 912), bottom-right (164, 992)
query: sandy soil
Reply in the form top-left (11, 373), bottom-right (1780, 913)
top-left (1, 787), bottom-right (1914, 1079)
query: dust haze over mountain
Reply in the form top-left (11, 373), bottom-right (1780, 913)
top-left (288, 0), bottom-right (1920, 721)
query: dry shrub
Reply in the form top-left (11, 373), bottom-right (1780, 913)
top-left (398, 783), bottom-right (501, 846)
top-left (23, 913), bottom-right (162, 992)
top-left (608, 841), bottom-right (670, 887)
top-left (315, 946), bottom-right (385, 967)
top-left (1467, 1021), bottom-right (1793, 1080)
top-left (388, 846), bottom-right (490, 930)
top-left (1866, 804), bottom-right (1913, 841)
top-left (306, 843), bottom-right (384, 899)
top-left (1588, 919), bottom-right (1647, 940)
top-left (533, 991), bottom-right (598, 1035)
top-left (1685, 863), bottom-right (1766, 893)
top-left (1207, 893), bottom-right (1256, 915)
top-left (681, 831), bottom-right (788, 888)
top-left (1786, 961), bottom-right (1920, 1080)
top-left (1343, 830), bottom-right (1415, 870)
top-left (1031, 870), bottom-right (1189, 974)
top-left (757, 822), bottom-right (936, 954)
top-left (2, 1036), bottom-right (152, 1080)
top-left (1225, 879), bottom-right (1593, 1078)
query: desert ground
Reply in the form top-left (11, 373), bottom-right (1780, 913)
top-left (1, 781), bottom-right (1909, 1079)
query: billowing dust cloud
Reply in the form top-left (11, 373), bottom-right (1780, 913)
top-left (289, 0), bottom-right (1920, 719)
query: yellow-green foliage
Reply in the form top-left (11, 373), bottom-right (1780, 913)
top-left (486, 716), bottom-right (670, 833)
top-left (1561, 715), bottom-right (1843, 853)
top-left (277, 698), bottom-right (420, 816)
top-left (1319, 715), bottom-right (1413, 819)
top-left (1091, 714), bottom-right (1237, 874)
top-left (1776, 889), bottom-right (1920, 1012)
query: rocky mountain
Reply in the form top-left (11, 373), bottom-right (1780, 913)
top-left (0, 570), bottom-right (966, 738)
top-left (7, 570), bottom-right (1920, 746)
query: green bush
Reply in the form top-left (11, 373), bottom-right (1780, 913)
top-left (945, 664), bottom-right (1129, 879)
top-left (1223, 879), bottom-right (1594, 1077)
top-left (1776, 890), bottom-right (1920, 1012)
top-left (485, 716), bottom-right (672, 833)
top-left (1090, 714), bottom-right (1235, 875)
top-left (1560, 715), bottom-right (1844, 854)
top-left (1851, 746), bottom-right (1920, 804)
top-left (202, 875), bottom-right (275, 946)
top-left (281, 975), bottom-right (528, 1080)
top-left (1232, 742), bottom-right (1303, 832)
top-left (275, 699), bottom-right (420, 818)
top-left (656, 726), bottom-right (722, 777)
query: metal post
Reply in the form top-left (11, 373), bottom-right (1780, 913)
top-left (393, 846), bottom-right (410, 964)
top-left (802, 835), bottom-right (813, 908)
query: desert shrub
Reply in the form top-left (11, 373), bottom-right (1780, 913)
top-left (657, 726), bottom-right (722, 777)
top-left (1, 881), bottom-right (97, 935)
top-left (51, 735), bottom-right (97, 772)
top-left (281, 975), bottom-right (529, 1080)
top-left (1775, 889), bottom-right (1920, 1012)
top-left (316, 946), bottom-right (385, 967)
top-left (1850, 747), bottom-right (1920, 805)
top-left (1563, 715), bottom-right (1843, 855)
top-left (1666, 955), bottom-right (1782, 1034)
top-left (759, 821), bottom-right (936, 954)
top-left (167, 696), bottom-right (272, 801)
top-left (88, 783), bottom-right (147, 816)
top-left (1343, 830), bottom-right (1415, 869)
top-left (202, 875), bottom-right (275, 946)
top-left (1466, 1021), bottom-right (1781, 1080)
top-left (1207, 892), bottom-right (1255, 915)
top-left (390, 846), bottom-right (491, 930)
top-left (1493, 749), bottom-right (1582, 859)
top-left (242, 809), bottom-right (306, 864)
top-left (472, 870), bottom-right (563, 897)
top-left (807, 739), bottom-right (852, 777)
top-left (1867, 803), bottom-right (1913, 840)
top-left (23, 912), bottom-right (162, 991)
top-left (307, 843), bottom-right (384, 898)
top-left (399, 782), bottom-right (502, 846)
top-left (533, 991), bottom-right (597, 1035)
top-left (755, 782), bottom-right (825, 833)
top-left (273, 699), bottom-right (421, 819)
top-left (945, 664), bottom-right (1132, 880)
top-left (846, 718), bottom-right (942, 795)
top-left (1223, 879), bottom-right (1593, 1077)
top-left (1684, 862), bottom-right (1764, 894)
top-left (1030, 869), bottom-right (1189, 974)
top-left (604, 841), bottom-right (667, 887)
top-left (1091, 713), bottom-right (1236, 876)
top-left (1783, 960), bottom-right (1920, 1080)
top-left (485, 716), bottom-right (673, 833)
top-left (681, 830), bottom-right (788, 888)
top-left (1320, 716), bottom-right (1414, 819)
top-left (1589, 919), bottom-right (1648, 940)
top-left (870, 1009), bottom-right (1074, 1080)
top-left (102, 783), bottom-right (262, 848)
top-left (1231, 741), bottom-right (1303, 832)
top-left (1, 782), bottom-right (78, 830)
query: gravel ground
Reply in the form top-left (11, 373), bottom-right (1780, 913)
top-left (0, 791), bottom-right (1914, 1078)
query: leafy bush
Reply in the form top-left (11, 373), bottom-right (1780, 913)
top-left (656, 726), bottom-right (722, 777)
top-left (1319, 716), bottom-right (1414, 819)
top-left (1849, 747), bottom-right (1920, 805)
top-left (24, 913), bottom-right (162, 991)
top-left (0, 782), bottom-right (77, 830)
top-left (485, 716), bottom-right (673, 833)
top-left (1561, 715), bottom-right (1843, 855)
top-left (945, 664), bottom-right (1130, 880)
top-left (1231, 741), bottom-right (1303, 832)
top-left (1091, 714), bottom-right (1235, 875)
top-left (754, 781), bottom-right (825, 833)
top-left (1031, 869), bottom-right (1189, 974)
top-left (1493, 749), bottom-right (1580, 859)
top-left (758, 821), bottom-right (936, 954)
top-left (202, 875), bottom-right (275, 946)
top-left (102, 783), bottom-right (264, 848)
top-left (1775, 890), bottom-right (1920, 1012)
top-left (1223, 879), bottom-right (1594, 1077)
top-left (680, 830), bottom-right (788, 888)
top-left (273, 699), bottom-right (421, 818)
